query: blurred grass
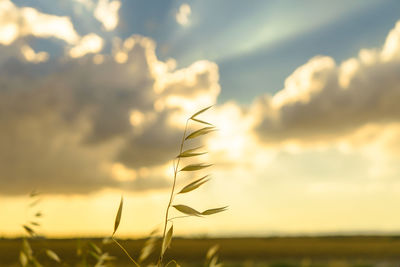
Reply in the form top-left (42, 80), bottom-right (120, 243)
top-left (2, 236), bottom-right (400, 266)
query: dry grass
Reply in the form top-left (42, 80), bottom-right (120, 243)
top-left (3, 237), bottom-right (400, 266)
top-left (110, 106), bottom-right (226, 266)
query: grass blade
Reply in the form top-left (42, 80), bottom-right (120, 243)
top-left (173, 205), bottom-right (202, 216)
top-left (29, 199), bottom-right (41, 207)
top-left (23, 225), bottom-right (35, 236)
top-left (165, 259), bottom-right (181, 267)
top-left (29, 190), bottom-right (40, 198)
top-left (185, 127), bottom-right (216, 140)
top-left (190, 105), bottom-right (212, 119)
top-left (206, 244), bottom-right (220, 260)
top-left (139, 238), bottom-right (156, 262)
top-left (178, 175), bottom-right (210, 194)
top-left (22, 239), bottom-right (32, 258)
top-left (139, 228), bottom-right (158, 262)
top-left (191, 117), bottom-right (213, 126)
top-left (209, 256), bottom-right (221, 267)
top-left (162, 225), bottom-right (173, 255)
top-left (201, 206), bottom-right (228, 215)
top-left (31, 258), bottom-right (43, 267)
top-left (89, 250), bottom-right (100, 260)
top-left (46, 249), bottom-right (61, 263)
top-left (89, 242), bottom-right (102, 255)
top-left (180, 163), bottom-right (212, 172)
top-left (178, 151), bottom-right (207, 158)
top-left (19, 251), bottom-right (28, 266)
top-left (99, 252), bottom-right (116, 261)
top-left (177, 147), bottom-right (207, 158)
top-left (102, 237), bottom-right (113, 245)
top-left (113, 196), bottom-right (123, 236)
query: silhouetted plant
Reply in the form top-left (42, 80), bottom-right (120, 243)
top-left (111, 106), bottom-right (227, 267)
top-left (20, 191), bottom-right (61, 267)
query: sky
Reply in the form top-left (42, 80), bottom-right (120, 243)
top-left (1, 0), bottom-right (400, 238)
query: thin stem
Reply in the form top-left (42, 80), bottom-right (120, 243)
top-left (112, 237), bottom-right (140, 267)
top-left (158, 120), bottom-right (189, 266)
top-left (167, 215), bottom-right (190, 222)
top-left (165, 259), bottom-right (180, 267)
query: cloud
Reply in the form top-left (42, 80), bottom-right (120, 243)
top-left (0, 34), bottom-right (219, 195)
top-left (69, 33), bottom-right (104, 58)
top-left (72, 0), bottom-right (120, 32)
top-left (176, 3), bottom-right (191, 26)
top-left (0, 0), bottom-right (79, 45)
top-left (2, 0), bottom-right (400, 199)
top-left (94, 0), bottom-right (121, 31)
top-left (20, 45), bottom-right (49, 63)
top-left (0, 0), bottom-right (105, 59)
top-left (253, 21), bottom-right (400, 144)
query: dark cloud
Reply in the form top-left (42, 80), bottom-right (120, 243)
top-left (254, 22), bottom-right (400, 143)
top-left (0, 36), bottom-right (219, 195)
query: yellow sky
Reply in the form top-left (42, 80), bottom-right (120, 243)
top-left (2, 1), bottom-right (400, 237)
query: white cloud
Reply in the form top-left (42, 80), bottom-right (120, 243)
top-left (72, 0), bottom-right (121, 32)
top-left (20, 44), bottom-right (49, 63)
top-left (0, 23), bottom-right (18, 45)
top-left (69, 33), bottom-right (104, 58)
top-left (382, 21), bottom-right (400, 61)
top-left (21, 7), bottom-right (80, 43)
top-left (94, 0), bottom-right (121, 31)
top-left (176, 3), bottom-right (191, 26)
top-left (253, 20), bottom-right (400, 145)
top-left (0, 0), bottom-right (80, 45)
top-left (0, 0), bottom-right (105, 59)
top-left (272, 56), bottom-right (335, 108)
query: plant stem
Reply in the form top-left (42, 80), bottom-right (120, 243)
top-left (112, 237), bottom-right (140, 267)
top-left (167, 215), bottom-right (190, 222)
top-left (157, 120), bottom-right (189, 266)
top-left (165, 259), bottom-right (180, 267)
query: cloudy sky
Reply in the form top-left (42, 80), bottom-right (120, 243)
top-left (1, 0), bottom-right (400, 237)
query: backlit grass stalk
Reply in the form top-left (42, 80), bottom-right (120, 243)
top-left (111, 196), bottom-right (140, 267)
top-left (157, 119), bottom-right (189, 266)
top-left (20, 191), bottom-right (62, 266)
top-left (156, 106), bottom-right (227, 266)
top-left (112, 106), bottom-right (227, 267)
top-left (112, 237), bottom-right (139, 267)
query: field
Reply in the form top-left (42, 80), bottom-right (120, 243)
top-left (2, 236), bottom-right (400, 266)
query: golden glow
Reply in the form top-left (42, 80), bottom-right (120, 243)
top-left (129, 110), bottom-right (145, 127)
top-left (0, 0), bottom-right (80, 45)
top-left (114, 51), bottom-right (128, 63)
top-left (0, 23), bottom-right (18, 45)
top-left (93, 54), bottom-right (104, 64)
top-left (176, 4), bottom-right (191, 26)
top-left (123, 37), bottom-right (136, 50)
top-left (2, 0), bottom-right (400, 239)
top-left (382, 21), bottom-right (400, 61)
top-left (21, 45), bottom-right (49, 63)
top-left (22, 7), bottom-right (79, 44)
top-left (272, 56), bottom-right (335, 108)
top-left (94, 0), bottom-right (121, 31)
top-left (111, 163), bottom-right (136, 182)
top-left (339, 58), bottom-right (359, 88)
top-left (69, 33), bottom-right (104, 58)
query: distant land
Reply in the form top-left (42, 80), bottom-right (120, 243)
top-left (2, 236), bottom-right (400, 266)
